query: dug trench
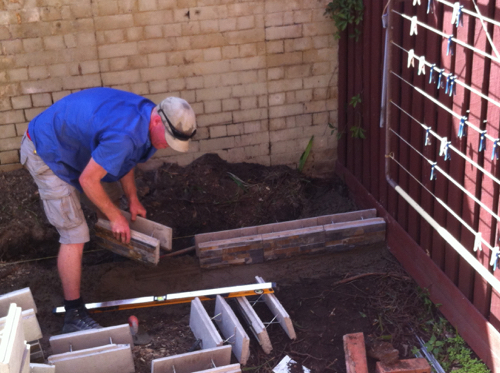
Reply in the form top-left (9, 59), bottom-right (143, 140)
top-left (0, 154), bottom-right (443, 372)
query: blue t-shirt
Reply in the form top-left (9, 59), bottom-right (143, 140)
top-left (30, 88), bottom-right (157, 191)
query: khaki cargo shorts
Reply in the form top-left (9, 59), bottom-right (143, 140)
top-left (20, 133), bottom-right (122, 245)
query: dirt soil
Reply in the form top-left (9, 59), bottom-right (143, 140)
top-left (0, 154), bottom-right (438, 373)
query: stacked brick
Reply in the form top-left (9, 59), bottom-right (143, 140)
top-left (195, 209), bottom-right (386, 268)
top-left (0, 0), bottom-right (338, 175)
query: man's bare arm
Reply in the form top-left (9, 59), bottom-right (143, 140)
top-left (79, 158), bottom-right (130, 243)
top-left (120, 167), bottom-right (146, 221)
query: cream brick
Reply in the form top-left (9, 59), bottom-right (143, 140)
top-left (102, 70), bottom-right (140, 85)
top-left (68, 3), bottom-right (93, 19)
top-left (28, 66), bottom-right (49, 80)
top-left (286, 64), bottom-right (311, 78)
top-left (240, 97), bottom-right (257, 110)
top-left (222, 98), bottom-right (239, 112)
top-left (286, 91), bottom-right (296, 103)
top-left (268, 78), bottom-right (302, 93)
top-left (304, 48), bottom-right (334, 63)
top-left (196, 86), bottom-right (232, 101)
top-left (163, 23), bottom-right (181, 37)
top-left (11, 96), bottom-right (32, 110)
top-left (138, 39), bottom-right (175, 54)
top-left (219, 18), bottom-right (236, 31)
top-left (22, 38), bottom-right (43, 52)
top-left (52, 91), bottom-right (71, 102)
top-left (180, 60), bottom-right (230, 76)
top-left (64, 34), bottom-right (77, 48)
top-left (21, 78), bottom-right (62, 94)
top-left (102, 30), bottom-right (125, 43)
top-left (227, 123), bottom-right (244, 136)
top-left (200, 19), bottom-right (219, 33)
top-left (197, 112), bottom-right (232, 127)
top-left (129, 55), bottom-right (148, 69)
top-left (285, 116), bottom-right (296, 128)
top-left (234, 131), bottom-right (269, 147)
top-left (294, 9), bottom-right (312, 23)
top-left (266, 25), bottom-right (302, 40)
top-left (129, 82), bottom-right (150, 95)
top-left (181, 21), bottom-right (201, 36)
top-left (228, 2), bottom-right (264, 16)
top-left (203, 47), bottom-right (221, 61)
top-left (76, 33), bottom-right (97, 47)
top-left (239, 43), bottom-right (257, 57)
top-left (0, 150), bottom-right (19, 164)
top-left (242, 120), bottom-right (261, 133)
top-left (63, 74), bottom-right (101, 90)
top-left (303, 21), bottom-right (334, 37)
top-left (304, 75), bottom-right (330, 89)
top-left (98, 42), bottom-right (138, 59)
top-left (109, 57), bottom-right (129, 71)
top-left (2, 39), bottom-right (23, 55)
top-left (233, 108), bottom-right (266, 122)
top-left (24, 107), bottom-right (44, 121)
top-left (140, 66), bottom-right (179, 81)
top-left (7, 68), bottom-right (28, 82)
top-left (270, 118), bottom-right (286, 131)
top-left (0, 124), bottom-right (16, 139)
top-left (222, 45), bottom-right (239, 59)
top-left (125, 27), bottom-right (143, 41)
top-left (209, 125), bottom-right (226, 138)
top-left (265, 13), bottom-right (283, 27)
top-left (313, 112), bottom-right (328, 126)
top-left (266, 40), bottom-right (284, 54)
top-left (312, 61), bottom-right (331, 76)
top-left (267, 52), bottom-right (302, 67)
top-left (10, 23), bottom-right (51, 39)
top-left (0, 83), bottom-right (20, 98)
top-left (32, 93), bottom-right (52, 107)
top-left (94, 1), bottom-right (119, 16)
top-left (272, 139), bottom-right (299, 154)
top-left (225, 29), bottom-right (264, 45)
top-left (237, 15), bottom-right (254, 30)
top-left (0, 27), bottom-right (10, 41)
top-left (269, 93), bottom-right (285, 106)
top-left (80, 61), bottom-right (100, 74)
top-left (304, 100), bottom-right (326, 113)
top-left (176, 36), bottom-right (191, 50)
top-left (205, 100), bottom-right (222, 114)
top-left (139, 0), bottom-right (157, 11)
top-left (0, 136), bottom-right (22, 151)
top-left (40, 7), bottom-right (61, 22)
top-left (313, 88), bottom-right (328, 100)
top-left (265, 0), bottom-right (302, 13)
top-left (230, 56), bottom-right (265, 71)
top-left (258, 94), bottom-right (267, 108)
top-left (190, 33), bottom-right (227, 49)
top-left (168, 78), bottom-right (186, 91)
top-left (148, 53), bottom-right (167, 67)
top-left (226, 147), bottom-right (245, 162)
top-left (149, 80), bottom-right (168, 93)
top-left (269, 103), bottom-right (304, 119)
top-left (0, 99), bottom-right (11, 111)
top-left (200, 136), bottom-right (234, 152)
top-left (135, 10), bottom-right (173, 26)
top-left (15, 122), bottom-right (28, 136)
top-left (296, 89), bottom-right (313, 102)
top-left (267, 67), bottom-right (284, 81)
top-left (244, 143), bottom-right (268, 158)
top-left (186, 76), bottom-right (204, 89)
top-left (95, 14), bottom-right (134, 30)
top-left (270, 127), bottom-right (303, 143)
top-left (232, 82), bottom-right (266, 97)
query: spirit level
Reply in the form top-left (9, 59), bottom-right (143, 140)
top-left (53, 282), bottom-right (276, 314)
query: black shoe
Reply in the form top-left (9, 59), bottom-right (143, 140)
top-left (62, 307), bottom-right (102, 333)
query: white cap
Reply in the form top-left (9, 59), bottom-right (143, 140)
top-left (156, 97), bottom-right (196, 153)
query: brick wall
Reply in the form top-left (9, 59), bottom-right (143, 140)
top-left (0, 0), bottom-right (338, 177)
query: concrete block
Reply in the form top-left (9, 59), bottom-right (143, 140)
top-left (323, 218), bottom-right (386, 252)
top-left (20, 344), bottom-right (30, 373)
top-left (0, 308), bottom-right (42, 342)
top-left (235, 297), bottom-right (272, 354)
top-left (49, 324), bottom-right (133, 354)
top-left (151, 345), bottom-right (232, 373)
top-left (344, 333), bottom-right (368, 373)
top-left (255, 276), bottom-right (296, 340)
top-left (316, 209), bottom-right (377, 225)
top-left (119, 210), bottom-right (172, 251)
top-left (30, 363), bottom-right (56, 372)
top-left (0, 288), bottom-right (37, 315)
top-left (47, 344), bottom-right (134, 373)
top-left (214, 296), bottom-right (250, 365)
top-left (375, 358), bottom-right (431, 373)
top-left (0, 303), bottom-right (26, 373)
top-left (193, 364), bottom-right (241, 373)
top-left (189, 297), bottom-right (223, 350)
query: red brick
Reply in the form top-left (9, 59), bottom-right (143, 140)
top-left (343, 333), bottom-right (368, 373)
top-left (375, 358), bottom-right (431, 373)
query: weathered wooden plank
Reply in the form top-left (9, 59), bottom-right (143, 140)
top-left (95, 219), bottom-right (160, 265)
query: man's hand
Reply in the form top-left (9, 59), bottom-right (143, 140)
top-left (110, 214), bottom-right (131, 244)
top-left (129, 198), bottom-right (146, 222)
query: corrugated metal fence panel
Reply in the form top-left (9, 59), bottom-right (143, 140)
top-left (337, 0), bottom-right (500, 337)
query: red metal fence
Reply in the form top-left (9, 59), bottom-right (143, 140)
top-left (336, 0), bottom-right (500, 370)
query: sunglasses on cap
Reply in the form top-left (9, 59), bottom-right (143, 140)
top-left (158, 108), bottom-right (196, 141)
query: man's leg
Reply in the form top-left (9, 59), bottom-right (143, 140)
top-left (58, 243), bottom-right (85, 300)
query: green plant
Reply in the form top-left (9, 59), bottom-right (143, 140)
top-left (324, 0), bottom-right (364, 41)
top-left (348, 93), bottom-right (365, 139)
top-left (298, 136), bottom-right (314, 172)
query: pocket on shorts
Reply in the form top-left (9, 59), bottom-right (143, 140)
top-left (42, 189), bottom-right (85, 230)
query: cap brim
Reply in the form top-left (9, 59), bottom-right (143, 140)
top-left (165, 131), bottom-right (190, 152)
